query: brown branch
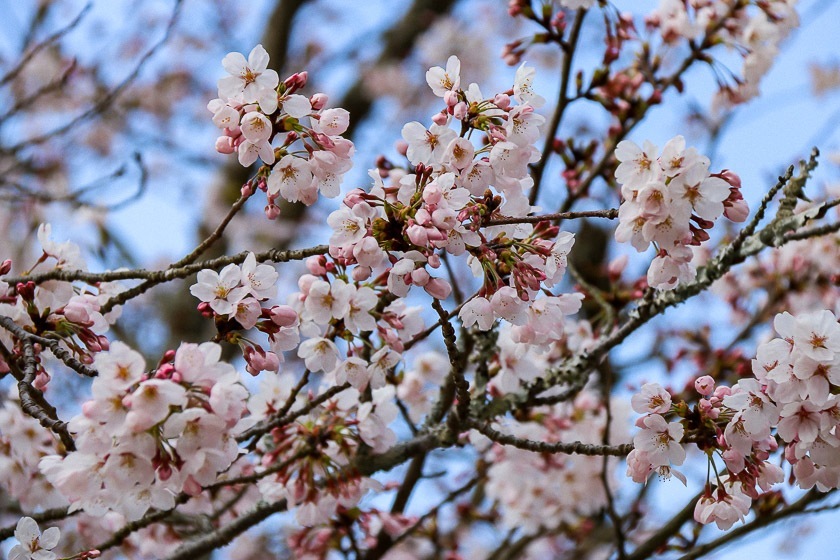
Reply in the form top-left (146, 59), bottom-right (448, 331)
top-left (484, 208), bottom-right (618, 226)
top-left (0, 315), bottom-right (98, 377)
top-left (470, 420), bottom-right (632, 457)
top-left (0, 338), bottom-right (76, 451)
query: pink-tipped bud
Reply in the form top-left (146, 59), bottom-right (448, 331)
top-left (215, 136), bottom-right (236, 154)
top-left (395, 140), bottom-right (408, 156)
top-left (694, 375), bottom-right (715, 396)
top-left (306, 255), bottom-right (328, 275)
top-left (16, 281), bottom-right (35, 301)
top-left (310, 92), bottom-right (329, 111)
top-left (724, 198), bottom-right (749, 223)
top-left (0, 259), bottom-right (11, 276)
top-left (717, 169), bottom-right (742, 188)
top-left (352, 265), bottom-right (372, 282)
top-left (264, 204), bottom-right (281, 220)
top-left (270, 305), bottom-right (298, 327)
top-left (197, 301), bottom-right (215, 318)
top-left (344, 188), bottom-right (367, 208)
top-left (494, 93), bottom-right (511, 110)
top-left (444, 90), bottom-right (459, 107)
top-left (410, 268), bottom-right (430, 287)
top-left (453, 102), bottom-right (468, 120)
top-left (284, 71), bottom-right (308, 90)
top-left (432, 111), bottom-right (448, 126)
top-left (425, 278), bottom-right (452, 300)
top-left (241, 181), bottom-right (255, 197)
top-left (423, 185), bottom-right (443, 205)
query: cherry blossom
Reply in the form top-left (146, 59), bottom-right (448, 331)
top-left (218, 44), bottom-right (279, 110)
top-left (9, 517), bottom-right (61, 560)
top-left (190, 263), bottom-right (249, 315)
top-left (425, 54), bottom-right (461, 97)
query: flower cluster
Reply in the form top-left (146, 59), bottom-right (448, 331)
top-left (325, 56), bottom-right (581, 338)
top-left (649, 0), bottom-right (799, 106)
top-left (614, 135), bottom-right (746, 289)
top-left (39, 341), bottom-right (248, 520)
top-left (628, 309), bottom-right (840, 530)
top-left (715, 233), bottom-right (840, 320)
top-left (208, 44), bottom-right (354, 217)
top-left (0, 224), bottom-right (124, 389)
top-left (0, 387), bottom-right (67, 511)
top-left (480, 390), bottom-right (630, 534)
top-left (249, 371), bottom-right (391, 528)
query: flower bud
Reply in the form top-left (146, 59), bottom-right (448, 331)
top-left (310, 92), bottom-right (329, 111)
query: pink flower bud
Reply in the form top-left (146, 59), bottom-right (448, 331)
top-left (216, 136), bottom-right (236, 154)
top-left (694, 375), bottom-right (715, 396)
top-left (270, 305), bottom-right (298, 327)
top-left (494, 93), bottom-right (511, 110)
top-left (423, 185), bottom-right (443, 205)
top-left (310, 92), bottom-right (329, 111)
top-left (284, 71), bottom-right (308, 90)
top-left (344, 188), bottom-right (367, 207)
top-left (197, 301), bottom-right (215, 318)
top-left (724, 198), bottom-right (749, 223)
top-left (713, 385), bottom-right (732, 399)
top-left (306, 256), bottom-right (328, 275)
top-left (352, 265), bottom-right (372, 281)
top-left (432, 111), bottom-right (448, 126)
top-left (425, 278), bottom-right (452, 300)
top-left (444, 90), bottom-right (459, 107)
top-left (717, 169), bottom-right (742, 188)
top-left (395, 140), bottom-right (408, 156)
top-left (453, 102), bottom-right (468, 120)
top-left (264, 203), bottom-right (281, 220)
top-left (410, 268), bottom-right (430, 286)
top-left (0, 259), bottom-right (11, 275)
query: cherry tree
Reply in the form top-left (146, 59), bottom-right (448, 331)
top-left (1, 0), bottom-right (840, 558)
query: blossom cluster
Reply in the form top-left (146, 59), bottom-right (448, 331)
top-left (208, 45), bottom-right (354, 217)
top-left (325, 56), bottom-right (582, 338)
top-left (480, 390), bottom-right (630, 534)
top-left (614, 135), bottom-right (746, 289)
top-left (649, 0), bottom-right (799, 107)
top-left (0, 225), bottom-right (124, 386)
top-left (39, 341), bottom-right (248, 520)
top-left (248, 371), bottom-right (393, 531)
top-left (628, 309), bottom-right (840, 530)
top-left (715, 232), bottom-right (840, 320)
top-left (0, 387), bottom-right (67, 511)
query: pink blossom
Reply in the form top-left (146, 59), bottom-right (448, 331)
top-left (267, 155), bottom-right (313, 201)
top-left (631, 383), bottom-right (672, 414)
top-left (694, 481), bottom-right (752, 530)
top-left (633, 414), bottom-right (685, 467)
top-left (9, 517), bottom-right (60, 560)
top-left (425, 55), bottom-right (461, 97)
top-left (459, 296), bottom-right (494, 330)
top-left (190, 263), bottom-right (249, 316)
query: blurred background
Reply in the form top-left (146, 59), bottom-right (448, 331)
top-left (1, 0), bottom-right (840, 557)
